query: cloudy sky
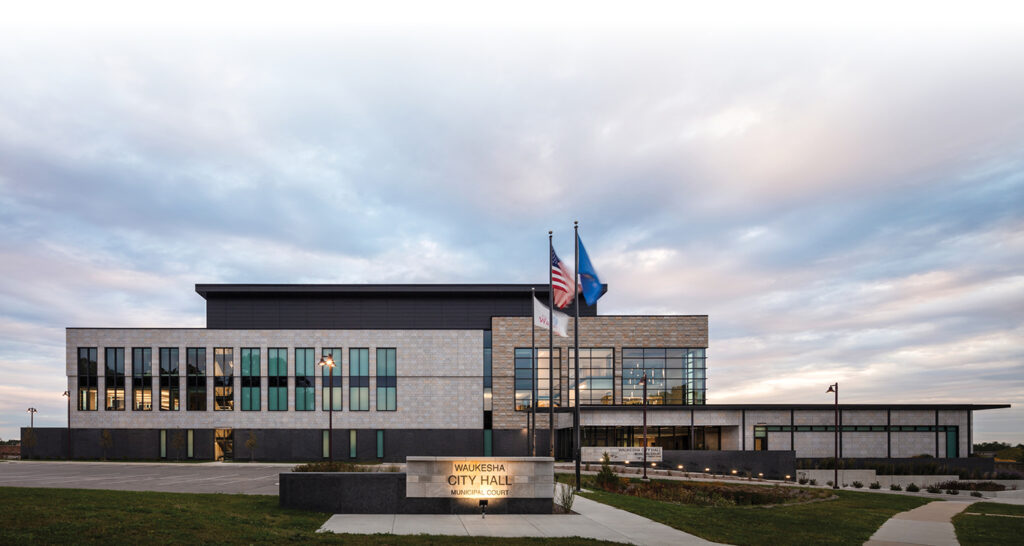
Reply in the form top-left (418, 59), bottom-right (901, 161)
top-left (1, 2), bottom-right (1022, 443)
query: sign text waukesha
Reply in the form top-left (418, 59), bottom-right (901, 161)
top-left (447, 462), bottom-right (512, 496)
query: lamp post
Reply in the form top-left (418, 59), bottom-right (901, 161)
top-left (826, 382), bottom-right (839, 489)
top-left (319, 354), bottom-right (336, 462)
top-left (641, 371), bottom-right (649, 481)
top-left (62, 390), bottom-right (70, 460)
top-left (27, 407), bottom-right (37, 428)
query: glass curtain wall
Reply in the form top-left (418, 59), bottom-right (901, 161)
top-left (569, 348), bottom-right (612, 405)
top-left (214, 348), bottom-right (233, 410)
top-left (186, 348), bottom-right (206, 411)
top-left (132, 348), bottom-right (152, 411)
top-left (159, 348), bottom-right (179, 411)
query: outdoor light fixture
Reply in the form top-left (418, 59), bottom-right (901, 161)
top-left (731, 469), bottom-right (737, 475)
top-left (624, 460), bottom-right (630, 465)
top-left (678, 465), bottom-right (683, 470)
top-left (62, 390), bottom-right (70, 460)
top-left (826, 382), bottom-right (839, 490)
top-left (758, 472), bottom-right (764, 478)
top-left (319, 354), bottom-right (336, 462)
top-left (651, 463), bottom-right (657, 467)
top-left (785, 475), bottom-right (791, 480)
top-left (26, 407), bottom-right (37, 428)
top-left (704, 467), bottom-right (710, 473)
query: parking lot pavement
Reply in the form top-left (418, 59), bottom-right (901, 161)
top-left (0, 460), bottom-right (293, 495)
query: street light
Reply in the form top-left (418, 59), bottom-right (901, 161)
top-left (62, 390), bottom-right (70, 460)
top-left (319, 354), bottom-right (336, 462)
top-left (826, 383), bottom-right (839, 489)
top-left (640, 371), bottom-right (649, 480)
top-left (26, 408), bottom-right (37, 428)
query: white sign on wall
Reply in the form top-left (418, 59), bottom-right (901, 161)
top-left (581, 446), bottom-right (662, 463)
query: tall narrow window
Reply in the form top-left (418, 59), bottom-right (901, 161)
top-left (514, 348), bottom-right (535, 411)
top-left (349, 348), bottom-right (369, 411)
top-left (294, 348), bottom-right (315, 411)
top-left (159, 348), bottom-right (180, 411)
top-left (536, 348), bottom-right (561, 408)
top-left (104, 347), bottom-right (125, 410)
top-left (322, 430), bottom-right (330, 459)
top-left (569, 348), bottom-right (612, 406)
top-left (376, 430), bottom-right (384, 458)
top-left (321, 347), bottom-right (342, 411)
top-left (268, 348), bottom-right (288, 411)
top-left (132, 348), bottom-right (152, 411)
top-left (186, 348), bottom-right (207, 411)
top-left (160, 430), bottom-right (166, 459)
top-left (187, 429), bottom-right (194, 458)
top-left (376, 348), bottom-right (396, 411)
top-left (349, 429), bottom-right (357, 459)
top-left (214, 347), bottom-right (233, 410)
top-left (240, 348), bottom-right (260, 411)
top-left (77, 348), bottom-right (98, 411)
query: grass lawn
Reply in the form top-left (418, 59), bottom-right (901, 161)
top-left (954, 502), bottom-right (1024, 546)
top-left (564, 477), bottom-right (933, 545)
top-left (0, 487), bottom-right (612, 545)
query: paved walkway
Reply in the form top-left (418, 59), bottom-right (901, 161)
top-left (319, 484), bottom-right (719, 545)
top-left (866, 500), bottom-right (975, 546)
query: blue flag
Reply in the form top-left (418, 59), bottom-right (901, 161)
top-left (576, 235), bottom-right (604, 305)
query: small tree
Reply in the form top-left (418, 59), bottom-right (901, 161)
top-left (100, 429), bottom-right (113, 460)
top-left (245, 431), bottom-right (258, 462)
top-left (595, 452), bottom-right (620, 492)
top-left (170, 431), bottom-right (186, 461)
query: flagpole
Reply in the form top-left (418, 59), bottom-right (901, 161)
top-left (548, 230), bottom-right (555, 458)
top-left (573, 220), bottom-right (581, 491)
top-left (531, 286), bottom-right (537, 457)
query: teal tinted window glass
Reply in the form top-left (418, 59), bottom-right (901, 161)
top-left (349, 348), bottom-right (369, 411)
top-left (349, 430), bottom-right (357, 459)
top-left (323, 430), bottom-right (330, 459)
top-left (376, 430), bottom-right (384, 458)
top-left (295, 348), bottom-right (315, 411)
top-left (376, 348), bottom-right (396, 411)
top-left (187, 430), bottom-right (194, 458)
top-left (484, 429), bottom-right (493, 457)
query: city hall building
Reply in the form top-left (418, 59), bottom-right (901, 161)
top-left (23, 284), bottom-right (1008, 469)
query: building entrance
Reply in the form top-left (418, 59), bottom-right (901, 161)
top-left (215, 429), bottom-right (233, 461)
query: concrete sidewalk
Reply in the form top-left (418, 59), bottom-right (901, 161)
top-left (319, 485), bottom-right (719, 545)
top-left (866, 500), bottom-right (975, 546)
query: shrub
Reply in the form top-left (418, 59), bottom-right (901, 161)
top-left (826, 481), bottom-right (834, 487)
top-left (890, 484), bottom-right (902, 491)
top-left (933, 480), bottom-right (1005, 492)
top-left (798, 478), bottom-right (809, 485)
top-left (852, 481), bottom-right (863, 489)
top-left (595, 453), bottom-right (621, 492)
top-left (557, 479), bottom-right (576, 512)
top-left (926, 485), bottom-right (942, 494)
top-left (971, 491), bottom-right (983, 497)
top-left (293, 461), bottom-right (375, 472)
top-left (869, 482), bottom-right (881, 489)
top-left (809, 479), bottom-right (817, 486)
top-left (906, 483), bottom-right (920, 492)
top-left (946, 489), bottom-right (958, 495)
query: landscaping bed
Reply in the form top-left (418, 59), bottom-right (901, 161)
top-left (560, 473), bottom-right (832, 507)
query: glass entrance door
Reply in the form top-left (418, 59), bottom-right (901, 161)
top-left (215, 429), bottom-right (233, 461)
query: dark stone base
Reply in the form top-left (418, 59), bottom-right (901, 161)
top-left (279, 472), bottom-right (553, 514)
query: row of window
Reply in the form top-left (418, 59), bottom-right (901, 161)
top-left (77, 347), bottom-right (397, 412)
top-left (514, 347), bottom-right (707, 410)
top-left (754, 425), bottom-right (960, 434)
top-left (157, 429), bottom-right (387, 460)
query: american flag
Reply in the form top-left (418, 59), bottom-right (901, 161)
top-left (550, 246), bottom-right (576, 309)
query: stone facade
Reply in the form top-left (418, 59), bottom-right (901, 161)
top-left (67, 328), bottom-right (482, 430)
top-left (490, 315), bottom-right (708, 431)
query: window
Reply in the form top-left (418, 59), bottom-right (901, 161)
top-left (187, 430), bottom-right (194, 459)
top-left (214, 348), bottom-right (233, 410)
top-left (268, 348), bottom-right (288, 411)
top-left (349, 429), bottom-right (357, 459)
top-left (322, 430), bottom-right (330, 459)
top-left (514, 348), bottom-right (560, 410)
top-left (240, 348), bottom-right (260, 411)
top-left (321, 348), bottom-right (342, 411)
top-left (104, 348), bottom-right (125, 410)
top-left (569, 348), bottom-right (612, 406)
top-left (376, 348), bottom-right (396, 411)
top-left (294, 348), bottom-right (315, 411)
top-left (349, 348), bottom-right (369, 411)
top-left (186, 348), bottom-right (207, 411)
top-left (77, 348), bottom-right (99, 411)
top-left (132, 348), bottom-right (152, 411)
top-left (622, 348), bottom-right (706, 405)
top-left (160, 429), bottom-right (166, 459)
top-left (376, 430), bottom-right (384, 458)
top-left (159, 348), bottom-right (180, 411)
